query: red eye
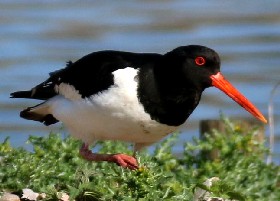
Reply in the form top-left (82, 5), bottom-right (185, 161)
top-left (195, 56), bottom-right (206, 66)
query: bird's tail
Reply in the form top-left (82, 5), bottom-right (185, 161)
top-left (11, 78), bottom-right (59, 125)
top-left (10, 86), bottom-right (56, 100)
top-left (10, 90), bottom-right (33, 99)
top-left (19, 102), bottom-right (58, 126)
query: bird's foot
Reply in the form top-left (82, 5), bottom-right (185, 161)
top-left (79, 143), bottom-right (138, 170)
top-left (107, 153), bottom-right (138, 170)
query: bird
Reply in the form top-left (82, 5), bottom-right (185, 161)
top-left (11, 45), bottom-right (267, 170)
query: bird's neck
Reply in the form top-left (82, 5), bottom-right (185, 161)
top-left (137, 67), bottom-right (203, 126)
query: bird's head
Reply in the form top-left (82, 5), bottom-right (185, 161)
top-left (163, 45), bottom-right (267, 123)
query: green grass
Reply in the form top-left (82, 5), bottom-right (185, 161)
top-left (0, 118), bottom-right (279, 200)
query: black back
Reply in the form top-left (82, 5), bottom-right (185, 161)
top-left (11, 51), bottom-right (161, 100)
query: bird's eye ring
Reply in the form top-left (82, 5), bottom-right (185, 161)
top-left (195, 56), bottom-right (206, 66)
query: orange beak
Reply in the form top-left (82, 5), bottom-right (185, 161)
top-left (210, 72), bottom-right (267, 123)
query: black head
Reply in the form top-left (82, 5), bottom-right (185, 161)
top-left (161, 45), bottom-right (221, 90)
top-left (156, 45), bottom-right (266, 123)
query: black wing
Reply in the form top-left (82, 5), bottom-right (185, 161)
top-left (11, 50), bottom-right (161, 100)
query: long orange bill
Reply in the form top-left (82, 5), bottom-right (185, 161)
top-left (210, 72), bottom-right (267, 123)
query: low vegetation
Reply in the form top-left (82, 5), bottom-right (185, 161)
top-left (0, 118), bottom-right (279, 200)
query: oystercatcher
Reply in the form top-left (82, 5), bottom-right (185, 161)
top-left (11, 45), bottom-right (267, 170)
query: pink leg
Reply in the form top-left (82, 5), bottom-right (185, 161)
top-left (79, 143), bottom-right (138, 170)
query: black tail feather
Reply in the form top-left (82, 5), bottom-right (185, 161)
top-left (10, 90), bottom-right (33, 98)
top-left (11, 62), bottom-right (71, 100)
top-left (10, 86), bottom-right (57, 100)
top-left (20, 105), bottom-right (59, 126)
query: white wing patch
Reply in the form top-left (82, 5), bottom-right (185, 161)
top-left (55, 83), bottom-right (82, 101)
top-left (91, 67), bottom-right (144, 119)
top-left (50, 67), bottom-right (178, 146)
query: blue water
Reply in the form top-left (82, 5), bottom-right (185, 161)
top-left (1, 1), bottom-right (280, 163)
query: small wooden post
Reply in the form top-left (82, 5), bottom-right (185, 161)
top-left (199, 119), bottom-right (265, 160)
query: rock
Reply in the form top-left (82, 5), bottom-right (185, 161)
top-left (60, 193), bottom-right (70, 201)
top-left (21, 189), bottom-right (39, 201)
top-left (0, 193), bottom-right (20, 201)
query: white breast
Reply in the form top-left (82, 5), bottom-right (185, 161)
top-left (50, 67), bottom-right (178, 145)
